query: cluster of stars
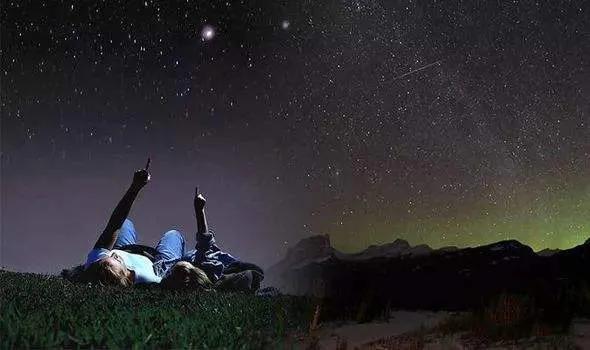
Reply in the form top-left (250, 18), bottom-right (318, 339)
top-left (1, 0), bottom-right (589, 272)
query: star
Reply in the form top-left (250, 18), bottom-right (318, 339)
top-left (280, 20), bottom-right (290, 30)
top-left (200, 25), bottom-right (215, 41)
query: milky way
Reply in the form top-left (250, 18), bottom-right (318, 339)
top-left (1, 0), bottom-right (589, 272)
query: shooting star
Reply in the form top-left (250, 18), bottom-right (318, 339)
top-left (391, 60), bottom-right (442, 81)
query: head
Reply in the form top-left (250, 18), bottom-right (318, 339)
top-left (84, 256), bottom-right (133, 287)
top-left (161, 261), bottom-right (213, 291)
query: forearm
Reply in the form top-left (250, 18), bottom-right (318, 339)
top-left (195, 207), bottom-right (215, 250)
top-left (195, 208), bottom-right (208, 234)
top-left (94, 184), bottom-right (141, 249)
top-left (105, 184), bottom-right (142, 234)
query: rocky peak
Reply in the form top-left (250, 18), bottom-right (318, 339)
top-left (282, 234), bottom-right (333, 265)
top-left (482, 240), bottom-right (534, 256)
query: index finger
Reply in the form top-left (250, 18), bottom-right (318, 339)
top-left (144, 157), bottom-right (151, 171)
top-left (195, 186), bottom-right (199, 196)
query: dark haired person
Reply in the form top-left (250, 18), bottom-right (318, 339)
top-left (162, 188), bottom-right (264, 292)
top-left (83, 159), bottom-right (186, 286)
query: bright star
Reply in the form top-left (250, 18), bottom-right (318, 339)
top-left (201, 25), bottom-right (215, 41)
top-left (281, 20), bottom-right (290, 30)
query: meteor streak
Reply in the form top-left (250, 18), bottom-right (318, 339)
top-left (391, 60), bottom-right (442, 81)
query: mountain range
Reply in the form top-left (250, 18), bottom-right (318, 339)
top-left (266, 235), bottom-right (590, 316)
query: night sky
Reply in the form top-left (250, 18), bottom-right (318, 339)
top-left (1, 0), bottom-right (589, 273)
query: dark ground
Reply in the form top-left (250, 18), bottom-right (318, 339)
top-left (0, 270), bottom-right (313, 349)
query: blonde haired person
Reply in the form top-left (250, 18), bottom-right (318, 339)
top-left (161, 261), bottom-right (213, 290)
top-left (84, 159), bottom-right (187, 286)
top-left (162, 187), bottom-right (264, 292)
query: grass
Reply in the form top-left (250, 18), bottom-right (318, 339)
top-left (0, 270), bottom-right (314, 349)
top-left (433, 293), bottom-right (574, 347)
top-left (4, 270), bottom-right (589, 349)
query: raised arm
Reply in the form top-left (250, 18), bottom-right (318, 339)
top-left (194, 186), bottom-right (214, 249)
top-left (93, 159), bottom-right (151, 249)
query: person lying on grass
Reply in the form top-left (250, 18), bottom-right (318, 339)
top-left (161, 187), bottom-right (264, 293)
top-left (83, 159), bottom-right (194, 287)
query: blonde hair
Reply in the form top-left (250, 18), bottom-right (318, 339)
top-left (162, 261), bottom-right (213, 290)
top-left (84, 259), bottom-right (133, 287)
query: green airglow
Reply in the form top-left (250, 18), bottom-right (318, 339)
top-left (327, 176), bottom-right (590, 253)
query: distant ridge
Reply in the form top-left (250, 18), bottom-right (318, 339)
top-left (536, 248), bottom-right (562, 257)
top-left (267, 235), bottom-right (590, 313)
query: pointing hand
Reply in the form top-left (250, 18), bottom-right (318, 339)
top-left (132, 157), bottom-right (151, 189)
top-left (194, 186), bottom-right (206, 211)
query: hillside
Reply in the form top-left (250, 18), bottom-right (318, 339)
top-left (0, 270), bottom-right (313, 349)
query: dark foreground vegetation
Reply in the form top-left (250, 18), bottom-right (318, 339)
top-left (356, 293), bottom-right (579, 349)
top-left (0, 270), bottom-right (313, 349)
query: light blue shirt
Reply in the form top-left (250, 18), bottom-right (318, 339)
top-left (85, 248), bottom-right (162, 284)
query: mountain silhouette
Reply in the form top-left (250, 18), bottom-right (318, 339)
top-left (268, 236), bottom-right (590, 315)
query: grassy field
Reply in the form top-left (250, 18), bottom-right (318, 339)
top-left (0, 270), bottom-right (314, 349)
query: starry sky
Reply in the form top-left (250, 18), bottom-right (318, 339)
top-left (1, 0), bottom-right (589, 273)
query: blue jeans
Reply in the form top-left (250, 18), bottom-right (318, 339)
top-left (116, 219), bottom-right (186, 277)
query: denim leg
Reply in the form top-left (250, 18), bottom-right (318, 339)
top-left (153, 230), bottom-right (186, 276)
top-left (181, 249), bottom-right (197, 262)
top-left (155, 230), bottom-right (186, 261)
top-left (113, 219), bottom-right (138, 249)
